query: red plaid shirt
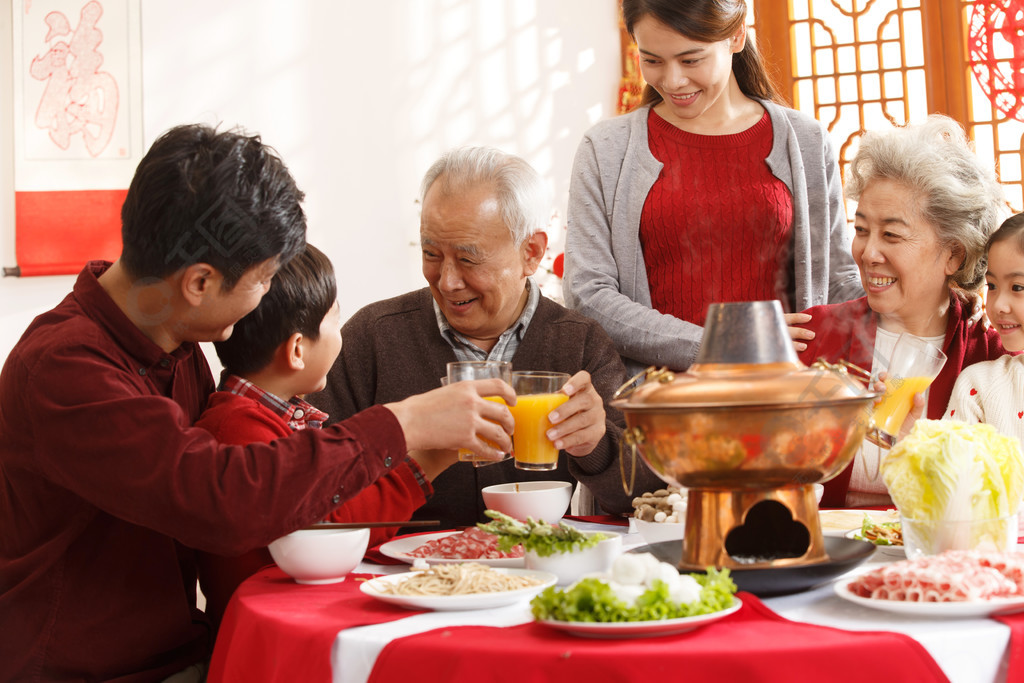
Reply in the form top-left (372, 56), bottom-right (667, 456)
top-left (219, 374), bottom-right (329, 431)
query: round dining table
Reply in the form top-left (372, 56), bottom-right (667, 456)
top-left (207, 516), bottom-right (1021, 683)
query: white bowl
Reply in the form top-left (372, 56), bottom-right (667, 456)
top-left (482, 481), bottom-right (572, 523)
top-left (268, 527), bottom-right (370, 584)
top-left (524, 533), bottom-right (622, 584)
top-left (634, 518), bottom-right (686, 545)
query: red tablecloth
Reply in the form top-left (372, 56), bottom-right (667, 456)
top-left (209, 567), bottom-right (953, 683)
top-left (366, 591), bottom-right (948, 683)
top-left (207, 568), bottom-right (423, 683)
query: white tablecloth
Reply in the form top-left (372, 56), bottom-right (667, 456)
top-left (339, 522), bottom-right (1011, 683)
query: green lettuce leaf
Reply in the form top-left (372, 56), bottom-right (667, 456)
top-left (529, 567), bottom-right (736, 623)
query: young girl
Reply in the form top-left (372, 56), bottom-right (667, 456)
top-left (946, 212), bottom-right (1024, 440)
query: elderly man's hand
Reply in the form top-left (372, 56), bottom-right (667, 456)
top-left (546, 370), bottom-right (606, 457)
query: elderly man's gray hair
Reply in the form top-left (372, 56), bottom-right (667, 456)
top-left (420, 146), bottom-right (551, 247)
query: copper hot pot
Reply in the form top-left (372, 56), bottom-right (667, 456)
top-left (612, 301), bottom-right (878, 569)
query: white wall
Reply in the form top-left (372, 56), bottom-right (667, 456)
top-left (0, 0), bottom-right (622, 372)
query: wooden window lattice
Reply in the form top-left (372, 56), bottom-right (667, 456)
top-left (753, 0), bottom-right (1024, 212)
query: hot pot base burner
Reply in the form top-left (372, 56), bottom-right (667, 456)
top-left (682, 486), bottom-right (831, 570)
top-left (630, 536), bottom-right (875, 597)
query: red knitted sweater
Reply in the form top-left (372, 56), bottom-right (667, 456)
top-left (641, 108), bottom-right (794, 324)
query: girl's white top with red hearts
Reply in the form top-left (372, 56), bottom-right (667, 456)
top-left (946, 353), bottom-right (1024, 446)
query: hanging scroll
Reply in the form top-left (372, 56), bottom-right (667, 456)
top-left (8, 0), bottom-right (143, 277)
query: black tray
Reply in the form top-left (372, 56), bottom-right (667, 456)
top-left (629, 536), bottom-right (875, 597)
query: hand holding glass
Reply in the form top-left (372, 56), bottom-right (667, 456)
top-left (445, 361), bottom-right (513, 466)
top-left (510, 371), bottom-right (571, 471)
top-left (868, 334), bottom-right (947, 448)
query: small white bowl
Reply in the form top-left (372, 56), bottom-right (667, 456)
top-left (634, 518), bottom-right (686, 545)
top-left (268, 527), bottom-right (370, 584)
top-left (524, 533), bottom-right (622, 585)
top-left (482, 481), bottom-right (572, 523)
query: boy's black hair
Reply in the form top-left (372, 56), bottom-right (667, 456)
top-left (213, 244), bottom-right (337, 376)
top-left (120, 123), bottom-right (307, 289)
top-left (987, 212), bottom-right (1024, 255)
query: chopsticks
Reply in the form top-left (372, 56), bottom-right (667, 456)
top-left (301, 520), bottom-right (441, 530)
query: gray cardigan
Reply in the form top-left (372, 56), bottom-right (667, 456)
top-left (564, 101), bottom-right (863, 374)
top-left (308, 288), bottom-right (664, 529)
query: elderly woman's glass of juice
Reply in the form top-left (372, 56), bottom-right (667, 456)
top-left (510, 371), bottom-right (571, 471)
top-left (868, 334), bottom-right (947, 447)
top-left (446, 361), bottom-right (513, 466)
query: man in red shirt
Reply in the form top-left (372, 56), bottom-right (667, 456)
top-left (0, 124), bottom-right (514, 682)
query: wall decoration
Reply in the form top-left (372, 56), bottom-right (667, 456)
top-left (7, 0), bottom-right (142, 277)
top-left (967, 0), bottom-right (1024, 123)
top-left (617, 8), bottom-right (644, 115)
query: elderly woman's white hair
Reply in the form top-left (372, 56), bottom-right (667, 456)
top-left (846, 114), bottom-right (1007, 293)
top-left (420, 146), bottom-right (551, 247)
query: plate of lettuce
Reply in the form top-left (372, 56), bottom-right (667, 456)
top-left (530, 553), bottom-right (739, 638)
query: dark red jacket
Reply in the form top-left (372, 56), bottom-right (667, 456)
top-left (797, 295), bottom-right (1007, 506)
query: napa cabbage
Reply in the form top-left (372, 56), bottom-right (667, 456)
top-left (881, 419), bottom-right (1024, 522)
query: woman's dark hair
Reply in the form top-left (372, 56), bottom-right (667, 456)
top-left (987, 213), bottom-right (1024, 256)
top-left (119, 123), bottom-right (307, 289)
top-left (621, 0), bottom-right (783, 106)
top-left (213, 243), bottom-right (337, 377)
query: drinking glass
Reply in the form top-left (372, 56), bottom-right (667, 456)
top-left (445, 361), bottom-right (513, 466)
top-left (510, 371), bottom-right (571, 471)
top-left (867, 333), bottom-right (947, 448)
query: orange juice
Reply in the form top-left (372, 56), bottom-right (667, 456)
top-left (509, 392), bottom-right (570, 470)
top-left (872, 376), bottom-right (933, 435)
top-left (459, 396), bottom-right (509, 464)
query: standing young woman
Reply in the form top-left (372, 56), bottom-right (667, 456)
top-left (564, 0), bottom-right (862, 374)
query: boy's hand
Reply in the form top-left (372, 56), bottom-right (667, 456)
top-left (385, 379), bottom-right (515, 456)
top-left (545, 370), bottom-right (605, 457)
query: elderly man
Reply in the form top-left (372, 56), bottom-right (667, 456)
top-left (311, 146), bottom-right (662, 529)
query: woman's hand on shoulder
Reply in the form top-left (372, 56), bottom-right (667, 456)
top-left (784, 312), bottom-right (815, 353)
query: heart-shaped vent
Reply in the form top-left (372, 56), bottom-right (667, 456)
top-left (723, 500), bottom-right (810, 563)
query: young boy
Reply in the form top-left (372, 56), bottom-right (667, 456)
top-left (195, 244), bottom-right (435, 627)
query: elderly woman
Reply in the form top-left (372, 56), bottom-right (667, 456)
top-left (791, 115), bottom-right (1008, 508)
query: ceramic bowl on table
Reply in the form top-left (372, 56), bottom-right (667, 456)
top-left (268, 527), bottom-right (370, 584)
top-left (634, 518), bottom-right (686, 545)
top-left (523, 533), bottom-right (622, 585)
top-left (482, 481), bottom-right (572, 523)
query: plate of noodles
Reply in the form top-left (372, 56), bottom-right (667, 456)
top-left (359, 563), bottom-right (557, 611)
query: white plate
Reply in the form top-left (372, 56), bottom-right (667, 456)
top-left (378, 531), bottom-right (525, 568)
top-left (359, 568), bottom-right (555, 611)
top-left (834, 576), bottom-right (1024, 617)
top-left (819, 509), bottom-right (899, 536)
top-left (844, 529), bottom-right (905, 558)
top-left (537, 598), bottom-right (743, 638)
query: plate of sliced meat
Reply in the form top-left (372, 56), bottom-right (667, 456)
top-left (834, 549), bottom-right (1024, 617)
top-left (378, 528), bottom-right (525, 567)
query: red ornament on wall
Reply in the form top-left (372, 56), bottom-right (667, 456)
top-left (552, 252), bottom-right (564, 279)
top-left (968, 0), bottom-right (1024, 122)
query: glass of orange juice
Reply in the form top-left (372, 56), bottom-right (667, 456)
top-left (445, 361), bottom-right (513, 466)
top-left (868, 333), bottom-right (947, 448)
top-left (510, 371), bottom-right (571, 471)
